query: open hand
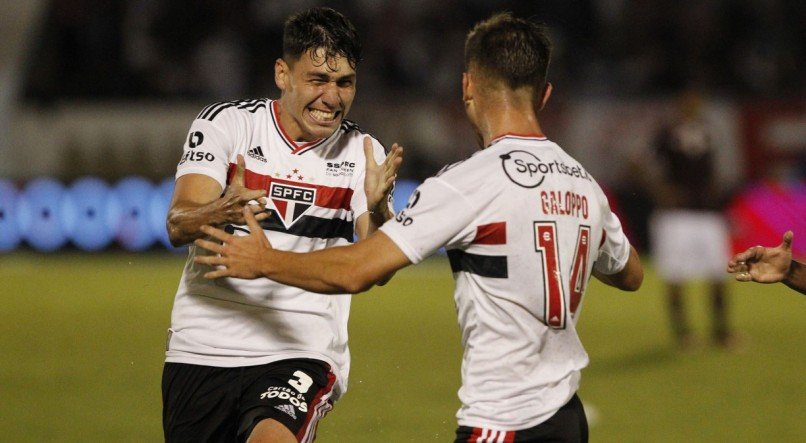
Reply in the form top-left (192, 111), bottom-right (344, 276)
top-left (194, 206), bottom-right (274, 279)
top-left (728, 231), bottom-right (793, 284)
top-left (363, 136), bottom-right (403, 214)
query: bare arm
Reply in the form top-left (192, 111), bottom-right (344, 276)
top-left (194, 206), bottom-right (412, 294)
top-left (166, 155), bottom-right (267, 246)
top-left (727, 231), bottom-right (805, 295)
top-left (593, 246), bottom-right (643, 291)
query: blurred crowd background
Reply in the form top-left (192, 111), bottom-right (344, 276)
top-left (0, 0), bottom-right (803, 253)
top-left (22, 0), bottom-right (805, 102)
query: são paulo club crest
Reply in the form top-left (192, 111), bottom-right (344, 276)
top-left (268, 182), bottom-right (317, 229)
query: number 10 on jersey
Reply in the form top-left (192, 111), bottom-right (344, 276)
top-left (534, 222), bottom-right (591, 329)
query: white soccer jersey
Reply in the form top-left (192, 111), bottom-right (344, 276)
top-left (166, 98), bottom-right (388, 398)
top-left (380, 135), bottom-right (631, 430)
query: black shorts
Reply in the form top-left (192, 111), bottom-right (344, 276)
top-left (162, 359), bottom-right (336, 443)
top-left (454, 394), bottom-right (588, 443)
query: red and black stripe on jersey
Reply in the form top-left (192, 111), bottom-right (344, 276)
top-left (226, 163), bottom-right (356, 241)
top-left (197, 99), bottom-right (267, 121)
top-left (448, 251), bottom-right (508, 278)
top-left (447, 222), bottom-right (508, 278)
top-left (258, 215), bottom-right (353, 241)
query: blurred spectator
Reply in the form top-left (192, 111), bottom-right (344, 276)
top-left (647, 88), bottom-right (738, 350)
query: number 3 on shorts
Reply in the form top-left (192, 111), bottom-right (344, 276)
top-left (288, 370), bottom-right (314, 393)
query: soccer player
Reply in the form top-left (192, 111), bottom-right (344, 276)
top-left (647, 88), bottom-right (736, 349)
top-left (728, 231), bottom-right (806, 295)
top-left (194, 13), bottom-right (643, 442)
top-left (162, 7), bottom-right (402, 443)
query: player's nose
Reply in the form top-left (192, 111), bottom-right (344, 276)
top-left (320, 83), bottom-right (340, 108)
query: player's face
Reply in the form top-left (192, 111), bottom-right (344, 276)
top-left (275, 48), bottom-right (356, 141)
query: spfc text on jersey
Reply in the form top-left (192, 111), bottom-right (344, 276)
top-left (271, 183), bottom-right (316, 202)
top-left (269, 182), bottom-right (318, 229)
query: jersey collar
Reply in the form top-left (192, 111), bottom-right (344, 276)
top-left (488, 133), bottom-right (547, 147)
top-left (270, 100), bottom-right (328, 155)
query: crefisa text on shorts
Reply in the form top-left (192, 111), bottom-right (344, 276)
top-left (259, 386), bottom-right (309, 413)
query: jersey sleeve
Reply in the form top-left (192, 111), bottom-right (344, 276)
top-left (593, 207), bottom-right (632, 275)
top-left (350, 137), bottom-right (392, 219)
top-left (175, 113), bottom-right (237, 190)
top-left (380, 177), bottom-right (476, 264)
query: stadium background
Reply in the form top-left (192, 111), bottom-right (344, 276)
top-left (0, 0), bottom-right (803, 441)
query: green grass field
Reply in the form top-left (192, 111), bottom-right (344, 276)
top-left (1, 252), bottom-right (803, 442)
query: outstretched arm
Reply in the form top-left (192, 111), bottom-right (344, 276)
top-left (194, 206), bottom-right (412, 294)
top-left (167, 155), bottom-right (268, 246)
top-left (727, 231), bottom-right (805, 295)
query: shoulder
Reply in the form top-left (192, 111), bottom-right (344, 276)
top-left (337, 119), bottom-right (387, 153)
top-left (434, 144), bottom-right (504, 181)
top-left (339, 119), bottom-right (386, 150)
top-left (425, 148), bottom-right (496, 195)
top-left (194, 98), bottom-right (269, 126)
top-left (339, 119), bottom-right (365, 135)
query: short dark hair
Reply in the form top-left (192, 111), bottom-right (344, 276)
top-left (283, 7), bottom-right (362, 68)
top-left (464, 13), bottom-right (552, 90)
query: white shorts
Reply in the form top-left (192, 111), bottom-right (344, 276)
top-left (649, 210), bottom-right (730, 282)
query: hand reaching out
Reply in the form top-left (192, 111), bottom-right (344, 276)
top-left (194, 206), bottom-right (274, 279)
top-left (217, 154), bottom-right (269, 225)
top-left (728, 231), bottom-right (793, 284)
top-left (363, 136), bottom-right (403, 215)
top-left (166, 154), bottom-right (270, 246)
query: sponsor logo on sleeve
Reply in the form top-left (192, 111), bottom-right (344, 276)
top-left (394, 190), bottom-right (420, 226)
top-left (188, 131), bottom-right (204, 148)
top-left (178, 131), bottom-right (214, 165)
top-left (178, 150), bottom-right (215, 165)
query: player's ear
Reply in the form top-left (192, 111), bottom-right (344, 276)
top-left (275, 58), bottom-right (289, 91)
top-left (462, 72), bottom-right (473, 104)
top-left (537, 82), bottom-right (553, 111)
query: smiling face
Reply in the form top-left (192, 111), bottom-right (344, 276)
top-left (275, 48), bottom-right (357, 142)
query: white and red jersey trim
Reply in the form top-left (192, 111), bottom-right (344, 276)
top-left (269, 100), bottom-right (328, 155)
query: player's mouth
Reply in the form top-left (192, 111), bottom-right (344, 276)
top-left (307, 108), bottom-right (340, 125)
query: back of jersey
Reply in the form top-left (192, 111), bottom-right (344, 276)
top-left (381, 135), bottom-right (631, 429)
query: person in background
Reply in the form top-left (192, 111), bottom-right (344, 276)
top-left (648, 88), bottom-right (737, 350)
